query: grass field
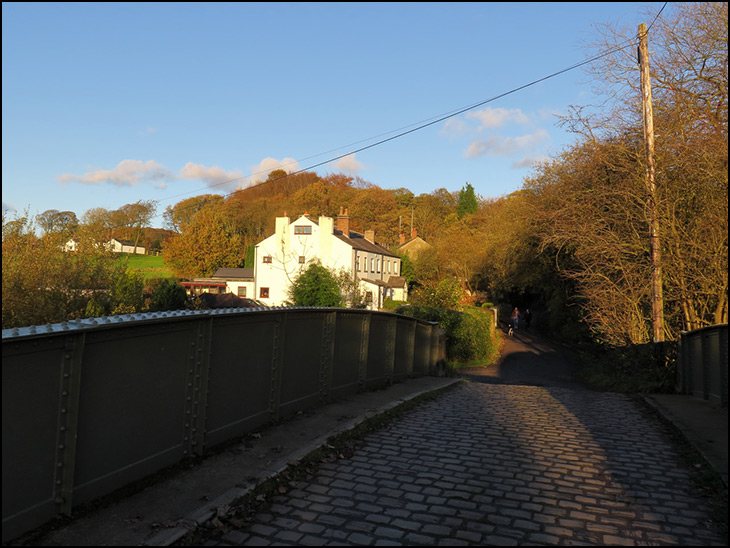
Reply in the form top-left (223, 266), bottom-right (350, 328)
top-left (116, 253), bottom-right (175, 280)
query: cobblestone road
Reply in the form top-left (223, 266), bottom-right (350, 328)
top-left (190, 382), bottom-right (725, 546)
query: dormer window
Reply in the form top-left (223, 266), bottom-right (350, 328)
top-left (294, 225), bottom-right (312, 235)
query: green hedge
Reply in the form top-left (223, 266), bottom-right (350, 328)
top-left (395, 305), bottom-right (496, 363)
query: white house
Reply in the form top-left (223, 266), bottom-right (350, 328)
top-left (105, 238), bottom-right (146, 255)
top-left (253, 208), bottom-right (407, 310)
top-left (63, 239), bottom-right (78, 252)
top-left (210, 267), bottom-right (256, 298)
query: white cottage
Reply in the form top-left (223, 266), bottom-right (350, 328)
top-left (254, 208), bottom-right (407, 310)
top-left (210, 267), bottom-right (256, 298)
top-left (105, 238), bottom-right (146, 255)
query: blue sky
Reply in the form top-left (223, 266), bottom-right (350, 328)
top-left (2, 2), bottom-right (670, 227)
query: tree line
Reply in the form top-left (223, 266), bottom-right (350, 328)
top-left (3, 3), bottom-right (726, 352)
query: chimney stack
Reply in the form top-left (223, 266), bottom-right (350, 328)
top-left (411, 227), bottom-right (418, 239)
top-left (364, 230), bottom-right (375, 243)
top-left (337, 206), bottom-right (350, 237)
top-left (399, 233), bottom-right (406, 245)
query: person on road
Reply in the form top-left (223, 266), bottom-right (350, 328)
top-left (510, 307), bottom-right (520, 331)
top-left (524, 308), bottom-right (532, 330)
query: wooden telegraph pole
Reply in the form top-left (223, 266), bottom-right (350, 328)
top-left (638, 23), bottom-right (665, 354)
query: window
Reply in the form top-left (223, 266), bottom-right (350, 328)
top-left (237, 287), bottom-right (246, 297)
top-left (263, 255), bottom-right (272, 263)
top-left (370, 258), bottom-right (374, 272)
top-left (294, 225), bottom-right (312, 235)
top-left (299, 256), bottom-right (306, 264)
top-left (260, 287), bottom-right (270, 298)
top-left (394, 262), bottom-right (398, 275)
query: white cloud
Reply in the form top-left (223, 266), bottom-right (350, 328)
top-left (333, 153), bottom-right (364, 174)
top-left (440, 117), bottom-right (469, 138)
top-left (178, 163), bottom-right (244, 191)
top-left (248, 157), bottom-right (301, 185)
top-left (512, 155), bottom-right (549, 169)
top-left (57, 159), bottom-right (174, 186)
top-left (466, 107), bottom-right (530, 129)
top-left (464, 129), bottom-right (549, 159)
top-left (54, 156), bottom-right (308, 194)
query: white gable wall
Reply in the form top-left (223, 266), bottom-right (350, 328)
top-left (225, 280), bottom-right (256, 298)
top-left (254, 215), bottom-right (354, 306)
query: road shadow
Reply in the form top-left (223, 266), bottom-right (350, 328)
top-left (451, 325), bottom-right (726, 544)
top-left (457, 324), bottom-right (587, 390)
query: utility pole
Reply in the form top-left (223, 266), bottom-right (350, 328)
top-left (638, 23), bottom-right (665, 354)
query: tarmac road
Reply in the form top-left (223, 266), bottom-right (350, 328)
top-left (14, 325), bottom-right (727, 546)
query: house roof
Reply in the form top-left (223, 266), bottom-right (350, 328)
top-left (360, 275), bottom-right (407, 288)
top-left (211, 267), bottom-right (255, 280)
top-left (111, 238), bottom-right (139, 247)
top-left (334, 229), bottom-right (399, 258)
top-left (385, 276), bottom-right (407, 288)
top-left (397, 236), bottom-right (430, 253)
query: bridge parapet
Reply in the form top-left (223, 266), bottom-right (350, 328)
top-left (677, 324), bottom-right (728, 408)
top-left (2, 307), bottom-right (443, 543)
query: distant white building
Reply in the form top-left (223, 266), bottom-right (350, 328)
top-left (63, 239), bottom-right (78, 252)
top-left (62, 237), bottom-right (146, 255)
top-left (253, 209), bottom-right (407, 310)
top-left (105, 238), bottom-right (146, 255)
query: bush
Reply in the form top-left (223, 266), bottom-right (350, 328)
top-left (395, 304), bottom-right (497, 363)
top-left (110, 267), bottom-right (145, 312)
top-left (287, 262), bottom-right (344, 307)
top-left (148, 278), bottom-right (189, 312)
top-left (410, 278), bottom-right (464, 310)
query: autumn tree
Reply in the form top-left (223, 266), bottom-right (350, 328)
top-left (348, 186), bottom-right (402, 247)
top-left (432, 217), bottom-right (484, 296)
top-left (37, 209), bottom-right (79, 235)
top-left (2, 211), bottom-right (138, 328)
top-left (525, 2), bottom-right (728, 342)
top-left (78, 206), bottom-right (118, 246)
top-left (412, 189), bottom-right (459, 242)
top-left (163, 206), bottom-right (245, 279)
top-left (163, 194), bottom-right (224, 233)
top-left (117, 200), bottom-right (157, 254)
top-left (290, 180), bottom-right (341, 219)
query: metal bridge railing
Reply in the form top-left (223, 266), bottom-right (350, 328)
top-left (676, 323), bottom-right (728, 408)
top-left (2, 307), bottom-right (444, 543)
